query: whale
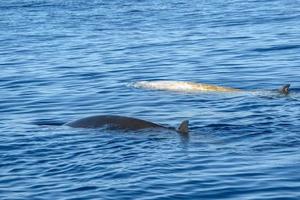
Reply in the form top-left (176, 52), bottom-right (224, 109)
top-left (133, 81), bottom-right (290, 95)
top-left (65, 115), bottom-right (189, 134)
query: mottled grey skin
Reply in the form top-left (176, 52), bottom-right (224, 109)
top-left (66, 115), bottom-right (189, 134)
top-left (133, 81), bottom-right (291, 95)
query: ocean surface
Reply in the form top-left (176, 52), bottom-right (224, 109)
top-left (1, 0), bottom-right (300, 199)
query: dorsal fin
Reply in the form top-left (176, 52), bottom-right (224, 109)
top-left (177, 120), bottom-right (189, 134)
top-left (279, 84), bottom-right (290, 95)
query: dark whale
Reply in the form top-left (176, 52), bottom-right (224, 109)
top-left (279, 84), bottom-right (290, 95)
top-left (66, 115), bottom-right (189, 134)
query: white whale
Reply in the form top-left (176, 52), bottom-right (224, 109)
top-left (133, 80), bottom-right (240, 93)
top-left (133, 81), bottom-right (290, 94)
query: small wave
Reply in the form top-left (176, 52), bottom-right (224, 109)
top-left (251, 44), bottom-right (300, 52)
top-left (32, 119), bottom-right (65, 126)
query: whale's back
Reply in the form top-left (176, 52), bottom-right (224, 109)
top-left (133, 81), bottom-right (239, 92)
top-left (66, 115), bottom-right (164, 130)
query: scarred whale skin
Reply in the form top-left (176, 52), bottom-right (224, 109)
top-left (65, 115), bottom-right (189, 134)
top-left (133, 81), bottom-right (240, 92)
top-left (133, 81), bottom-right (290, 95)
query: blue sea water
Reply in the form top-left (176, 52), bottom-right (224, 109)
top-left (1, 0), bottom-right (300, 199)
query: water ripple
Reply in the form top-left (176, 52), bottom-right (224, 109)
top-left (1, 0), bottom-right (300, 199)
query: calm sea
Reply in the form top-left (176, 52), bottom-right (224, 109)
top-left (1, 0), bottom-right (300, 199)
